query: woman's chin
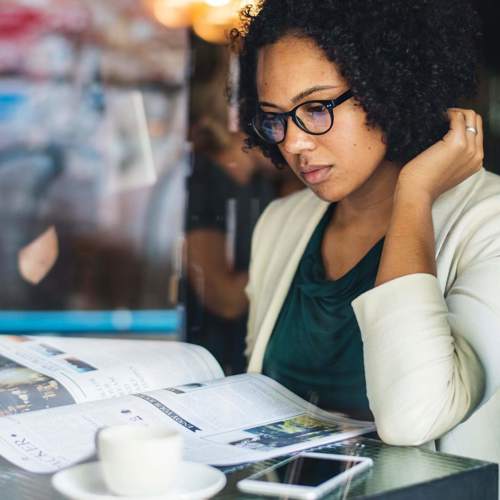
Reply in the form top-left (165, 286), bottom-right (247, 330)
top-left (309, 184), bottom-right (345, 203)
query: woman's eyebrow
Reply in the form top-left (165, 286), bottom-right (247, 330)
top-left (291, 85), bottom-right (340, 104)
top-left (259, 85), bottom-right (340, 109)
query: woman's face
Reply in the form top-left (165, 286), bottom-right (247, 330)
top-left (256, 35), bottom-right (391, 202)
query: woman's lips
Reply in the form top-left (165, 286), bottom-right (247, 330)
top-left (300, 165), bottom-right (333, 185)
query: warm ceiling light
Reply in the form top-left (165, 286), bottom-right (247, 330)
top-left (145, 0), bottom-right (261, 43)
top-left (151, 0), bottom-right (196, 28)
top-left (192, 0), bottom-right (241, 43)
top-left (205, 0), bottom-right (231, 6)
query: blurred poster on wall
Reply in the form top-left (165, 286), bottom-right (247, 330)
top-left (0, 0), bottom-right (189, 314)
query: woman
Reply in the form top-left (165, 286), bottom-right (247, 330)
top-left (232, 0), bottom-right (500, 459)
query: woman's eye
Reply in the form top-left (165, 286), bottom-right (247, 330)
top-left (262, 112), bottom-right (280, 120)
top-left (304, 103), bottom-right (326, 115)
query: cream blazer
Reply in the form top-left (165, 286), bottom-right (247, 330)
top-left (245, 168), bottom-right (500, 466)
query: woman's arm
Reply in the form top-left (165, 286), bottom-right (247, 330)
top-left (375, 109), bottom-right (483, 286)
top-left (354, 109), bottom-right (487, 445)
top-left (375, 187), bottom-right (435, 286)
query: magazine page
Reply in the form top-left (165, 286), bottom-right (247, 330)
top-left (0, 373), bottom-right (374, 473)
top-left (0, 335), bottom-right (224, 416)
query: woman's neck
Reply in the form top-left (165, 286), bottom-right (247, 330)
top-left (332, 161), bottom-right (401, 232)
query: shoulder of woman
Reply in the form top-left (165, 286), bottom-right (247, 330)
top-left (259, 188), bottom-right (320, 223)
top-left (440, 169), bottom-right (500, 270)
top-left (435, 168), bottom-right (500, 230)
top-left (475, 169), bottom-right (500, 200)
top-left (250, 188), bottom-right (319, 251)
top-left (457, 169), bottom-right (500, 225)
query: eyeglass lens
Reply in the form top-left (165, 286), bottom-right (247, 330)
top-left (255, 114), bottom-right (286, 144)
top-left (297, 102), bottom-right (331, 132)
top-left (255, 101), bottom-right (332, 144)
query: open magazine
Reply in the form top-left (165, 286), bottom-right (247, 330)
top-left (0, 335), bottom-right (375, 474)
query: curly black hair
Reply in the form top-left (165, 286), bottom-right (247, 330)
top-left (231, 0), bottom-right (482, 168)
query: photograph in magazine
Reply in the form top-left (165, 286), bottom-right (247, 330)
top-left (227, 415), bottom-right (346, 451)
top-left (0, 335), bottom-right (224, 415)
top-left (0, 354), bottom-right (75, 416)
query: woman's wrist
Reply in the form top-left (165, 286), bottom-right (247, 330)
top-left (374, 179), bottom-right (436, 286)
top-left (394, 177), bottom-right (435, 208)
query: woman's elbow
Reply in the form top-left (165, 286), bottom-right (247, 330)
top-left (371, 392), bottom-right (473, 447)
top-left (374, 411), bottom-right (433, 447)
top-left (370, 395), bottom-right (451, 446)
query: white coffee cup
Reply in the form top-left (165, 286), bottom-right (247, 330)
top-left (97, 424), bottom-right (183, 497)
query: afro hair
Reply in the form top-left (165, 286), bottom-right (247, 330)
top-left (231, 0), bottom-right (482, 168)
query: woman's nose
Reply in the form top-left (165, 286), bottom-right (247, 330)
top-left (282, 119), bottom-right (316, 155)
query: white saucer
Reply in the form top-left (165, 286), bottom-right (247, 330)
top-left (52, 461), bottom-right (227, 500)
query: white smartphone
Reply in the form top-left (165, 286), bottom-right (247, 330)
top-left (237, 452), bottom-right (373, 500)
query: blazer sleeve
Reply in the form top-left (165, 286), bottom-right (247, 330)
top-left (246, 176), bottom-right (497, 443)
top-left (351, 208), bottom-right (500, 446)
top-left (352, 273), bottom-right (485, 446)
top-left (352, 202), bottom-right (500, 445)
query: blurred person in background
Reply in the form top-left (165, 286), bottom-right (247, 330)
top-left (184, 39), bottom-right (301, 374)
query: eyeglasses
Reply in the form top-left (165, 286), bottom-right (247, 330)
top-left (251, 89), bottom-right (353, 145)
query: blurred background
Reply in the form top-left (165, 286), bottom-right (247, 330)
top-left (0, 0), bottom-right (498, 374)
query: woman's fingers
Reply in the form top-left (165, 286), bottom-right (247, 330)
top-left (446, 109), bottom-right (467, 147)
top-left (399, 108), bottom-right (484, 201)
top-left (447, 107), bottom-right (477, 131)
top-left (462, 108), bottom-right (478, 144)
top-left (462, 109), bottom-right (479, 164)
top-left (446, 108), bottom-right (482, 168)
top-left (476, 114), bottom-right (484, 167)
top-left (461, 109), bottom-right (483, 171)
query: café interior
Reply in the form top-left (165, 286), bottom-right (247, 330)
top-left (0, 0), bottom-right (499, 499)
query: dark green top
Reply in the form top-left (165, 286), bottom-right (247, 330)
top-left (262, 204), bottom-right (384, 418)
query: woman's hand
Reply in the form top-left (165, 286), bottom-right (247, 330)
top-left (396, 108), bottom-right (484, 203)
top-left (375, 108), bottom-right (483, 286)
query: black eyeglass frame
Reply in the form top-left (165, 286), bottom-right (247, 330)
top-left (251, 89), bottom-right (353, 145)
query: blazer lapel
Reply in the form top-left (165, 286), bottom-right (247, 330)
top-left (248, 194), bottom-right (329, 372)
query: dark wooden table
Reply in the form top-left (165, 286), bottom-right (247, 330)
top-left (0, 438), bottom-right (497, 499)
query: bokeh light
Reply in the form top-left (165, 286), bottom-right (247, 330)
top-left (145, 0), bottom-right (260, 43)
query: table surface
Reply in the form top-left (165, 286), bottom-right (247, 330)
top-left (0, 438), bottom-right (497, 499)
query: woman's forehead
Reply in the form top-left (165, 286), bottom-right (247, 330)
top-left (256, 36), bottom-right (345, 105)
